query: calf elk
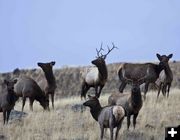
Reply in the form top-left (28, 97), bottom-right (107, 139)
top-left (108, 78), bottom-right (143, 130)
top-left (0, 79), bottom-right (18, 124)
top-left (83, 95), bottom-right (125, 140)
top-left (118, 53), bottom-right (173, 100)
top-left (81, 43), bottom-right (117, 99)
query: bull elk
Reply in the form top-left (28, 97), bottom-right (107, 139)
top-left (81, 43), bottom-right (117, 99)
top-left (118, 53), bottom-right (173, 100)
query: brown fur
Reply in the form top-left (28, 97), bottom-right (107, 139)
top-left (108, 81), bottom-right (143, 129)
top-left (14, 76), bottom-right (49, 111)
top-left (37, 61), bottom-right (57, 109)
top-left (83, 95), bottom-right (125, 140)
top-left (81, 44), bottom-right (117, 99)
top-left (156, 61), bottom-right (173, 98)
top-left (118, 53), bottom-right (173, 100)
top-left (0, 79), bottom-right (18, 124)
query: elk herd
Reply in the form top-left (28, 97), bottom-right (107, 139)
top-left (0, 43), bottom-right (174, 140)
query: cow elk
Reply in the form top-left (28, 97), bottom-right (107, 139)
top-left (81, 43), bottom-right (117, 99)
top-left (14, 76), bottom-right (49, 111)
top-left (108, 78), bottom-right (143, 130)
top-left (156, 57), bottom-right (173, 98)
top-left (118, 53), bottom-right (173, 100)
top-left (0, 79), bottom-right (18, 124)
top-left (37, 61), bottom-right (57, 109)
top-left (83, 95), bottom-right (125, 140)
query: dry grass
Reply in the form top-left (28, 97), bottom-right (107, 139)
top-left (0, 89), bottom-right (180, 140)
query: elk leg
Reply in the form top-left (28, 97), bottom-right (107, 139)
top-left (3, 110), bottom-right (6, 125)
top-left (29, 98), bottom-right (34, 111)
top-left (51, 93), bottom-right (54, 109)
top-left (167, 83), bottom-right (171, 98)
top-left (110, 126), bottom-right (114, 140)
top-left (6, 110), bottom-right (11, 124)
top-left (144, 83), bottom-right (149, 100)
top-left (162, 84), bottom-right (166, 96)
top-left (81, 83), bottom-right (90, 99)
top-left (22, 97), bottom-right (26, 112)
top-left (115, 119), bottom-right (123, 140)
top-left (97, 85), bottom-right (104, 98)
top-left (127, 114), bottom-right (131, 130)
top-left (133, 113), bottom-right (138, 129)
top-left (119, 81), bottom-right (127, 93)
top-left (157, 83), bottom-right (162, 99)
top-left (100, 125), bottom-right (104, 140)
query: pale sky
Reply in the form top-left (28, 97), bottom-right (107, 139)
top-left (0, 0), bottom-right (180, 72)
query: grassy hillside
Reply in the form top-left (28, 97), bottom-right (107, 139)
top-left (0, 61), bottom-right (180, 98)
top-left (0, 89), bottom-right (179, 140)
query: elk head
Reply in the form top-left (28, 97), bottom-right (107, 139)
top-left (156, 53), bottom-right (173, 68)
top-left (91, 42), bottom-right (118, 66)
top-left (4, 79), bottom-right (17, 93)
top-left (37, 61), bottom-right (56, 73)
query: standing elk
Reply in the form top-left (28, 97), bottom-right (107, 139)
top-left (37, 61), bottom-right (57, 109)
top-left (81, 43), bottom-right (117, 99)
top-left (0, 79), bottom-right (18, 124)
top-left (156, 60), bottom-right (173, 98)
top-left (83, 95), bottom-right (125, 140)
top-left (14, 76), bottom-right (49, 111)
top-left (108, 78), bottom-right (143, 130)
top-left (118, 53), bottom-right (173, 100)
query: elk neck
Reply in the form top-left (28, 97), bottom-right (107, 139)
top-left (7, 91), bottom-right (18, 105)
top-left (43, 70), bottom-right (56, 87)
top-left (96, 63), bottom-right (108, 81)
top-left (164, 64), bottom-right (173, 80)
top-left (131, 89), bottom-right (142, 108)
top-left (90, 103), bottom-right (102, 121)
top-left (156, 64), bottom-right (164, 76)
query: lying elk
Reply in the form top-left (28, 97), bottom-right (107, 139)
top-left (14, 76), bottom-right (49, 111)
top-left (0, 79), bottom-right (18, 124)
top-left (83, 95), bottom-right (125, 140)
top-left (108, 78), bottom-right (143, 130)
top-left (37, 61), bottom-right (57, 109)
top-left (118, 53), bottom-right (173, 100)
top-left (81, 43), bottom-right (117, 99)
top-left (156, 60), bottom-right (173, 98)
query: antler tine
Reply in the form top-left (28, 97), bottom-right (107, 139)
top-left (103, 43), bottom-right (118, 59)
top-left (96, 42), bottom-right (104, 57)
top-left (112, 42), bottom-right (118, 49)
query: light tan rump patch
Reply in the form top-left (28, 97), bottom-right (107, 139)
top-left (113, 106), bottom-right (125, 122)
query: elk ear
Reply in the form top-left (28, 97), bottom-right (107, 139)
top-left (13, 79), bottom-right (17, 84)
top-left (51, 61), bottom-right (55, 66)
top-left (156, 53), bottom-right (162, 61)
top-left (168, 54), bottom-right (173, 59)
top-left (37, 62), bottom-right (42, 66)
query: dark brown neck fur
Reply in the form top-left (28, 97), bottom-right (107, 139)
top-left (97, 62), bottom-right (108, 81)
top-left (43, 70), bottom-right (56, 87)
top-left (164, 64), bottom-right (173, 80)
top-left (89, 103), bottom-right (102, 121)
top-left (131, 89), bottom-right (142, 109)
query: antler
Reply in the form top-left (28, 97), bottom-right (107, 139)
top-left (102, 42), bottom-right (118, 59)
top-left (96, 42), bottom-right (104, 57)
